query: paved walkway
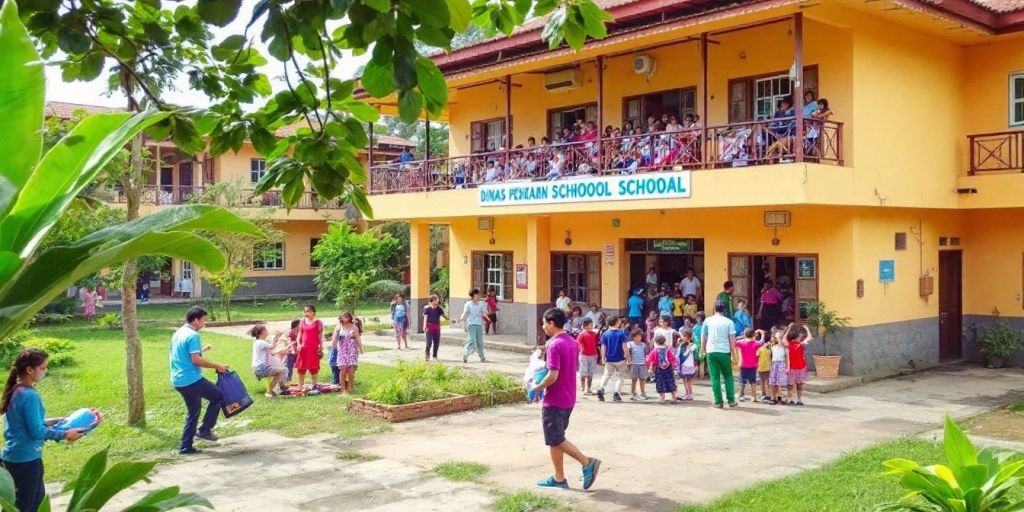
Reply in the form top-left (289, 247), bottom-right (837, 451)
top-left (99, 325), bottom-right (1024, 511)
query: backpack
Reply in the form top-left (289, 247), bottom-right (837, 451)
top-left (656, 347), bottom-right (671, 370)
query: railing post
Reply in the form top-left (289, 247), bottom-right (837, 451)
top-left (701, 32), bottom-right (709, 170)
top-left (367, 121), bottom-right (375, 191)
top-left (968, 135), bottom-right (975, 176)
top-left (793, 12), bottom-right (805, 163)
top-left (596, 56), bottom-right (604, 174)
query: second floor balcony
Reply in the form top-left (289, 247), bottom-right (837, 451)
top-left (968, 130), bottom-right (1023, 175)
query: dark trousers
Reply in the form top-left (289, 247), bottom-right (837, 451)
top-left (760, 303), bottom-right (780, 330)
top-left (330, 365), bottom-right (340, 385)
top-left (2, 459), bottom-right (44, 512)
top-left (175, 377), bottom-right (223, 452)
top-left (284, 353), bottom-right (296, 382)
top-left (425, 330), bottom-right (441, 358)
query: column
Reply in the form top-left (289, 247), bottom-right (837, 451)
top-left (793, 12), bottom-right (805, 162)
top-left (525, 216), bottom-right (551, 345)
top-left (409, 221), bottom-right (432, 333)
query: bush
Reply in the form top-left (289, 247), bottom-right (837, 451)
top-left (41, 296), bottom-right (78, 315)
top-left (23, 337), bottom-right (76, 368)
top-left (96, 313), bottom-right (122, 329)
top-left (430, 266), bottom-right (450, 304)
top-left (365, 279), bottom-right (405, 303)
top-left (0, 330), bottom-right (33, 370)
top-left (32, 312), bottom-right (74, 325)
top-left (363, 361), bottom-right (520, 405)
top-left (980, 309), bottom-right (1023, 361)
top-left (278, 298), bottom-right (299, 310)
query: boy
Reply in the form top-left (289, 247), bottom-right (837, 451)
top-left (576, 319), bottom-right (600, 395)
top-left (458, 288), bottom-right (488, 363)
top-left (596, 316), bottom-right (628, 403)
top-left (756, 330), bottom-right (772, 400)
top-left (626, 329), bottom-right (649, 401)
top-left (735, 328), bottom-right (761, 402)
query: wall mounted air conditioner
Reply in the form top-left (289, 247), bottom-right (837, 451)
top-left (544, 69), bottom-right (581, 92)
top-left (633, 55), bottom-right (656, 75)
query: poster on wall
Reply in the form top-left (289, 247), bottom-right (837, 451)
top-left (797, 258), bottom-right (816, 279)
top-left (515, 264), bottom-right (528, 289)
top-left (603, 243), bottom-right (615, 264)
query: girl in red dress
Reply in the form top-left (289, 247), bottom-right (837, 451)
top-left (294, 305), bottom-right (323, 395)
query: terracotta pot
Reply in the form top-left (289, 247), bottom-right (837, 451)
top-left (813, 354), bottom-right (842, 379)
top-left (985, 355), bottom-right (1006, 369)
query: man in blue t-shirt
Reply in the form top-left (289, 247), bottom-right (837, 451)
top-left (596, 316), bottom-right (629, 403)
top-left (170, 307), bottom-right (228, 455)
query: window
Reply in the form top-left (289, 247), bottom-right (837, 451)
top-left (728, 254), bottom-right (818, 322)
top-left (1011, 73), bottom-right (1024, 127)
top-left (551, 253), bottom-right (601, 306)
top-left (181, 261), bottom-right (193, 280)
top-left (471, 252), bottom-right (513, 301)
top-left (250, 158), bottom-right (267, 183)
top-left (470, 118), bottom-right (508, 153)
top-left (622, 88), bottom-right (696, 128)
top-left (548, 103), bottom-right (597, 138)
top-left (728, 67), bottom-right (818, 122)
top-left (309, 238), bottom-right (320, 268)
top-left (253, 242), bottom-right (285, 270)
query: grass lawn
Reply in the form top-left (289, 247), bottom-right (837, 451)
top-left (79, 298), bottom-right (392, 327)
top-left (434, 461), bottom-right (491, 482)
top-left (23, 323), bottom-right (396, 482)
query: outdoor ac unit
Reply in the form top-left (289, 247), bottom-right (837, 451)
top-left (633, 55), bottom-right (655, 75)
top-left (543, 69), bottom-right (581, 92)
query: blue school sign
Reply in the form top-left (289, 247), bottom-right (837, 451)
top-left (477, 171), bottom-right (692, 207)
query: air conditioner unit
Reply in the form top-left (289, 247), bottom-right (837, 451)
top-left (633, 55), bottom-right (656, 75)
top-left (543, 69), bottom-right (581, 92)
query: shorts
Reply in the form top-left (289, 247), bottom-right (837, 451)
top-left (393, 318), bottom-right (408, 331)
top-left (542, 406), bottom-right (573, 446)
top-left (253, 363), bottom-right (286, 381)
top-left (788, 367), bottom-right (808, 386)
top-left (739, 367), bottom-right (758, 385)
top-left (759, 371), bottom-right (771, 383)
top-left (629, 364), bottom-right (648, 380)
top-left (579, 355), bottom-right (599, 376)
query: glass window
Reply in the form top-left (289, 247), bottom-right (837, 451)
top-left (253, 242), bottom-right (285, 270)
top-left (250, 158), bottom-right (267, 183)
top-left (1011, 73), bottom-right (1024, 127)
top-left (754, 74), bottom-right (791, 120)
top-left (182, 261), bottom-right (193, 280)
top-left (472, 252), bottom-right (513, 301)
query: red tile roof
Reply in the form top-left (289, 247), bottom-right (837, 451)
top-left (44, 101), bottom-right (122, 119)
top-left (273, 122), bottom-right (415, 147)
top-left (971, 0), bottom-right (1024, 12)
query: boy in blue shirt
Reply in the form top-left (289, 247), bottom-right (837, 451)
top-left (627, 291), bottom-right (645, 328)
top-left (170, 307), bottom-right (228, 455)
top-left (596, 316), bottom-right (629, 403)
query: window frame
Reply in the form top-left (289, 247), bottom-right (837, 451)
top-left (728, 66), bottom-right (819, 123)
top-left (551, 252), bottom-right (602, 307)
top-left (471, 251), bottom-right (514, 301)
top-left (250, 158), bottom-right (267, 184)
top-left (727, 252), bottom-right (819, 322)
top-left (621, 87), bottom-right (697, 128)
top-left (252, 241), bottom-right (285, 271)
top-left (470, 117), bottom-right (511, 153)
top-left (547, 102), bottom-right (598, 139)
top-left (1010, 72), bottom-right (1024, 127)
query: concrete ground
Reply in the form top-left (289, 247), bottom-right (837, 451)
top-left (66, 326), bottom-right (1024, 512)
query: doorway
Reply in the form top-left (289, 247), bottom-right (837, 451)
top-left (729, 253), bottom-right (818, 328)
top-left (548, 103), bottom-right (597, 139)
top-left (626, 238), bottom-right (705, 297)
top-left (939, 250), bottom-right (963, 361)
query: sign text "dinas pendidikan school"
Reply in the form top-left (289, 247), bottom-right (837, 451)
top-left (477, 171), bottom-right (692, 207)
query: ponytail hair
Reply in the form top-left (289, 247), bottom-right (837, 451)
top-left (248, 324), bottom-right (267, 339)
top-left (1, 349), bottom-right (48, 414)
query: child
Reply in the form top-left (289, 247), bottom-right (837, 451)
top-left (283, 319), bottom-right (300, 384)
top-left (584, 304), bottom-right (601, 326)
top-left (671, 291), bottom-right (685, 329)
top-left (523, 342), bottom-right (548, 402)
top-left (683, 294), bottom-right (698, 320)
top-left (647, 335), bottom-right (679, 404)
top-left (653, 315), bottom-right (679, 350)
top-left (249, 324), bottom-right (289, 398)
top-left (82, 287), bottom-right (98, 322)
top-left (692, 312), bottom-right (706, 378)
top-left (644, 311), bottom-right (658, 344)
top-left (569, 306), bottom-right (586, 337)
top-left (768, 331), bottom-right (789, 404)
top-left (785, 323), bottom-right (814, 406)
top-left (597, 316), bottom-right (628, 402)
top-left (676, 330), bottom-right (696, 400)
top-left (755, 330), bottom-right (772, 400)
top-left (627, 329), bottom-right (649, 401)
top-left (391, 294), bottom-right (410, 350)
top-left (485, 288), bottom-right (500, 335)
top-left (332, 311), bottom-right (364, 394)
top-left (735, 328), bottom-right (761, 402)
top-left (657, 291), bottom-right (674, 319)
top-left (733, 299), bottom-right (753, 336)
top-left (576, 319), bottom-right (600, 395)
top-left (423, 294), bottom-right (447, 362)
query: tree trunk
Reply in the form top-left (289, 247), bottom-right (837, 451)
top-left (122, 134), bottom-right (146, 426)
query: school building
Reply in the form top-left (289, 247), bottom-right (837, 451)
top-left (45, 101), bottom-right (415, 300)
top-left (363, 0), bottom-right (1024, 376)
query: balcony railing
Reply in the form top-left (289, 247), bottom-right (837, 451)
top-left (115, 185), bottom-right (343, 210)
top-left (968, 130), bottom-right (1024, 175)
top-left (368, 118), bottom-right (843, 194)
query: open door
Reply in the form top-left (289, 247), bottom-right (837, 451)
top-left (939, 251), bottom-right (963, 361)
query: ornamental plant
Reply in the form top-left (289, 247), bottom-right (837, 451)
top-left (804, 301), bottom-right (851, 357)
top-left (980, 308), bottom-right (1023, 364)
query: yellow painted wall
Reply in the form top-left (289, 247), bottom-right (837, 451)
top-left (962, 209), bottom-right (1024, 318)
top-left (963, 36), bottom-right (1024, 136)
top-left (242, 219), bottom-right (330, 279)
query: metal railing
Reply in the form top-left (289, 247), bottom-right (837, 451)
top-left (114, 186), bottom-right (344, 209)
top-left (968, 130), bottom-right (1024, 175)
top-left (367, 119), bottom-right (845, 194)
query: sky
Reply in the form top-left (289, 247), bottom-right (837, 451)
top-left (44, 0), bottom-right (367, 109)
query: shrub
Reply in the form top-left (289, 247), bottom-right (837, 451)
top-left (41, 296), bottom-right (78, 315)
top-left (0, 330), bottom-right (33, 370)
top-left (364, 362), bottom-right (520, 405)
top-left (278, 298), bottom-right (299, 310)
top-left (980, 309), bottom-right (1023, 361)
top-left (31, 312), bottom-right (74, 325)
top-left (365, 279), bottom-right (405, 303)
top-left (430, 266), bottom-right (450, 304)
top-left (23, 337), bottom-right (76, 368)
top-left (96, 313), bottom-right (121, 329)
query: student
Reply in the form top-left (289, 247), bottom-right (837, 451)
top-left (644, 311), bottom-right (658, 344)
top-left (692, 312), bottom-right (706, 379)
top-left (523, 342), bottom-right (548, 402)
top-left (701, 301), bottom-right (738, 409)
top-left (785, 323), bottom-right (814, 406)
top-left (584, 304), bottom-right (601, 326)
top-left (568, 306), bottom-right (586, 337)
top-left (576, 319), bottom-right (600, 395)
top-left (169, 307), bottom-right (227, 454)
top-left (459, 288), bottom-right (488, 363)
top-left (485, 288), bottom-right (500, 335)
top-left (596, 316), bottom-right (629, 403)
top-left (646, 266), bottom-right (659, 296)
top-left (333, 312), bottom-right (364, 394)
top-left (733, 299), bottom-right (753, 336)
top-left (676, 331), bottom-right (696, 400)
top-left (768, 332), bottom-right (789, 405)
top-left (756, 330), bottom-right (772, 401)
top-left (647, 335), bottom-right (679, 404)
top-left (392, 294), bottom-right (410, 350)
top-left (283, 319), bottom-right (300, 384)
top-left (671, 291), bottom-right (685, 329)
top-left (626, 290), bottom-right (645, 329)
top-left (626, 330), bottom-right (649, 401)
top-left (652, 315), bottom-right (679, 351)
top-left (735, 328), bottom-right (761, 403)
top-left (294, 305), bottom-right (324, 396)
top-left (82, 287), bottom-right (98, 322)
top-left (716, 281), bottom-right (735, 318)
top-left (422, 295), bottom-right (447, 362)
top-left (249, 325), bottom-right (288, 398)
top-left (657, 291), bottom-right (674, 319)
top-left (683, 294), bottom-right (698, 320)
top-left (2, 349), bottom-right (90, 512)
top-left (555, 289), bottom-right (572, 313)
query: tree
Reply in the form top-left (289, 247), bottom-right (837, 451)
top-left (374, 117), bottom-right (450, 159)
top-left (312, 222), bottom-right (400, 315)
top-left (191, 181), bottom-right (283, 321)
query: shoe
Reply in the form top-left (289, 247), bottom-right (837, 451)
top-left (739, 396), bottom-right (749, 402)
top-left (728, 402), bottom-right (738, 408)
top-left (630, 394), bottom-right (639, 401)
top-left (613, 393), bottom-right (622, 402)
top-left (752, 398), bottom-right (760, 403)
top-left (463, 355), bottom-right (468, 363)
top-left (796, 401), bottom-right (805, 406)
top-left (537, 476), bottom-right (569, 489)
top-left (307, 389), bottom-right (320, 396)
top-left (685, 394), bottom-right (693, 401)
top-left (596, 389), bottom-right (605, 402)
top-left (279, 389), bottom-right (291, 396)
top-left (787, 401), bottom-right (796, 406)
top-left (195, 430), bottom-right (219, 442)
top-left (714, 403), bottom-right (724, 409)
top-left (639, 394), bottom-right (648, 401)
top-left (582, 458), bottom-right (601, 490)
top-left (178, 447), bottom-right (203, 455)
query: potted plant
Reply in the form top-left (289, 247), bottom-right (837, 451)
top-left (806, 301), bottom-right (850, 379)
top-left (980, 308), bottom-right (1022, 369)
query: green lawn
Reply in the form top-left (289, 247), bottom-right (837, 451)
top-left (23, 324), bottom-right (396, 482)
top-left (72, 298), bottom-right (392, 327)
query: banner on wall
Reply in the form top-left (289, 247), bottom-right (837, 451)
top-left (477, 171), bottom-right (691, 207)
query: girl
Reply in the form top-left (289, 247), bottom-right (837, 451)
top-left (392, 294), bottom-right (410, 350)
top-left (293, 305), bottom-right (323, 396)
top-left (785, 323), bottom-right (814, 406)
top-left (647, 335), bottom-right (679, 404)
top-left (283, 319), bottom-right (300, 385)
top-left (671, 291), bottom-right (685, 329)
top-left (485, 288), bottom-right (499, 335)
top-left (82, 287), bottom-right (98, 322)
top-left (768, 331), bottom-right (790, 405)
top-left (652, 315), bottom-right (679, 351)
top-left (644, 311), bottom-right (658, 344)
top-left (733, 299), bottom-right (753, 336)
top-left (627, 330), bottom-right (649, 401)
top-left (676, 330), bottom-right (696, 400)
top-left (568, 306), bottom-right (585, 337)
top-left (249, 325), bottom-right (288, 398)
top-left (683, 295), bottom-right (698, 322)
top-left (756, 330), bottom-right (772, 401)
top-left (2, 350), bottom-right (90, 512)
top-left (692, 312), bottom-right (706, 378)
top-left (423, 295), bottom-right (447, 362)
top-left (332, 312), bottom-right (364, 394)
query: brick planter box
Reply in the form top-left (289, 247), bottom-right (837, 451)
top-left (348, 390), bottom-right (522, 423)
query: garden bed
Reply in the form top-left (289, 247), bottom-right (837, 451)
top-left (348, 390), bottom-right (522, 422)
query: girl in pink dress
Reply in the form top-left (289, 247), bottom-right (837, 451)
top-left (293, 305), bottom-right (323, 395)
top-left (82, 288), bottom-right (98, 322)
top-left (332, 311), bottom-right (363, 394)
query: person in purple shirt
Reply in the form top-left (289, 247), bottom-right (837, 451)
top-left (532, 307), bottom-right (601, 491)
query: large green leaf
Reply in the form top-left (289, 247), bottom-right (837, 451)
top-left (0, 0), bottom-right (44, 217)
top-left (122, 488), bottom-right (213, 512)
top-left (0, 467), bottom-right (16, 512)
top-left (62, 446), bottom-right (109, 511)
top-left (75, 461), bottom-right (158, 511)
top-left (446, 0), bottom-right (472, 32)
top-left (943, 416), bottom-right (978, 473)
